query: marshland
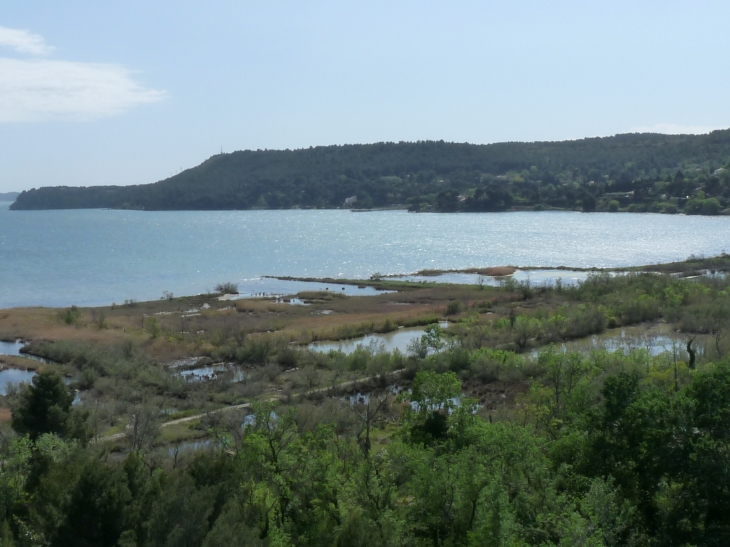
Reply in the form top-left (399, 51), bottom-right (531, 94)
top-left (1, 251), bottom-right (730, 543)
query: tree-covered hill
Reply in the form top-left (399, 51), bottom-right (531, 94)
top-left (11, 129), bottom-right (730, 213)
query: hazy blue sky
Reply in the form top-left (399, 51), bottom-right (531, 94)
top-left (1, 1), bottom-right (728, 193)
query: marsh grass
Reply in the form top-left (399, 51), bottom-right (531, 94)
top-left (4, 261), bottom-right (730, 455)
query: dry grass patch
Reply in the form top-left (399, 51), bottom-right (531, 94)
top-left (463, 266), bottom-right (517, 276)
top-left (235, 300), bottom-right (296, 314)
top-left (0, 408), bottom-right (11, 423)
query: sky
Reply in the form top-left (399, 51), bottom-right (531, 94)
top-left (0, 1), bottom-right (729, 193)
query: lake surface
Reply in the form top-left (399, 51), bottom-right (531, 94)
top-left (2, 202), bottom-right (729, 309)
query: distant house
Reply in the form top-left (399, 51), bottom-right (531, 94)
top-left (344, 195), bottom-right (358, 207)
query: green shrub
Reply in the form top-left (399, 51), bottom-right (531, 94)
top-left (446, 300), bottom-right (463, 315)
top-left (276, 346), bottom-right (299, 367)
top-left (702, 198), bottom-right (721, 215)
top-left (608, 200), bottom-right (620, 212)
top-left (616, 294), bottom-right (661, 325)
top-left (215, 282), bottom-right (239, 294)
top-left (563, 305), bottom-right (608, 338)
top-left (379, 318), bottom-right (397, 333)
top-left (145, 317), bottom-right (161, 339)
top-left (60, 306), bottom-right (80, 325)
top-left (91, 310), bottom-right (107, 330)
top-left (447, 347), bottom-right (471, 373)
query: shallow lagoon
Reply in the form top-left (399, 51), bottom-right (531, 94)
top-left (221, 277), bottom-right (391, 299)
top-left (0, 368), bottom-right (36, 396)
top-left (0, 340), bottom-right (54, 364)
top-left (3, 203), bottom-right (729, 308)
top-left (532, 325), bottom-right (705, 359)
top-left (0, 340), bottom-right (24, 357)
top-left (391, 269), bottom-right (596, 286)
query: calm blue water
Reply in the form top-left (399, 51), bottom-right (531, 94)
top-left (0, 368), bottom-right (36, 395)
top-left (2, 202), bottom-right (729, 309)
top-left (0, 339), bottom-right (55, 364)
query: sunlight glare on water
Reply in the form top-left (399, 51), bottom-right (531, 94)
top-left (1, 203), bottom-right (728, 308)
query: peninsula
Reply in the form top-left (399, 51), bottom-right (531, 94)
top-left (10, 130), bottom-right (730, 214)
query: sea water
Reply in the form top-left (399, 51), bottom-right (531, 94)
top-left (1, 202), bottom-right (728, 308)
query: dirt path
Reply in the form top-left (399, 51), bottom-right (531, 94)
top-left (98, 370), bottom-right (404, 443)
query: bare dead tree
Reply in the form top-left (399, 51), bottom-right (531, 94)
top-left (126, 404), bottom-right (161, 453)
top-left (302, 365), bottom-right (320, 390)
top-left (686, 335), bottom-right (697, 370)
top-left (345, 392), bottom-right (391, 457)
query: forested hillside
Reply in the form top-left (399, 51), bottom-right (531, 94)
top-left (11, 129), bottom-right (730, 213)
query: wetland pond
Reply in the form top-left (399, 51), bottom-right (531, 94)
top-left (178, 363), bottom-right (246, 382)
top-left (0, 369), bottom-right (37, 396)
top-left (390, 269), bottom-right (598, 286)
top-left (308, 322), bottom-right (449, 355)
top-left (0, 340), bottom-right (78, 399)
top-left (0, 340), bottom-right (47, 396)
top-left (0, 340), bottom-right (54, 364)
top-left (532, 325), bottom-right (705, 359)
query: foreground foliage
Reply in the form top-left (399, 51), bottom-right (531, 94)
top-left (2, 263), bottom-right (730, 545)
top-left (1, 348), bottom-right (729, 545)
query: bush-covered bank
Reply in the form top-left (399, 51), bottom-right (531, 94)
top-left (1, 347), bottom-right (729, 545)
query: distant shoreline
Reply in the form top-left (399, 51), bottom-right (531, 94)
top-left (10, 132), bottom-right (730, 214)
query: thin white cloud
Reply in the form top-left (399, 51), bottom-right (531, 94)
top-left (0, 26), bottom-right (165, 122)
top-left (0, 26), bottom-right (52, 55)
top-left (630, 123), bottom-right (719, 135)
top-left (0, 59), bottom-right (166, 122)
top-left (0, 59), bottom-right (165, 122)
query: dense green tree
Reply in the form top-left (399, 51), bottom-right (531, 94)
top-left (53, 458), bottom-right (132, 547)
top-left (11, 372), bottom-right (74, 440)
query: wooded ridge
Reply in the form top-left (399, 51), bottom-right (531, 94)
top-left (10, 129), bottom-right (730, 214)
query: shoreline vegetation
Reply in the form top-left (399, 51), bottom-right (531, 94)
top-left (2, 253), bottom-right (730, 543)
top-left (268, 254), bottom-right (730, 286)
top-left (9, 129), bottom-right (730, 216)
